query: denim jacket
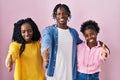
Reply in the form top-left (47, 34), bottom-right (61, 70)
top-left (41, 24), bottom-right (82, 80)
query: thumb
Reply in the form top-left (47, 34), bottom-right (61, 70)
top-left (45, 46), bottom-right (50, 55)
top-left (42, 46), bottom-right (50, 57)
top-left (9, 55), bottom-right (12, 60)
top-left (8, 55), bottom-right (12, 67)
top-left (102, 43), bottom-right (105, 50)
top-left (46, 46), bottom-right (49, 51)
top-left (102, 43), bottom-right (107, 59)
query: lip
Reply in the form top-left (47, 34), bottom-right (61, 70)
top-left (89, 39), bottom-right (94, 42)
top-left (60, 18), bottom-right (65, 21)
top-left (25, 36), bottom-right (32, 39)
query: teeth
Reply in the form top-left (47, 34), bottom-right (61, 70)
top-left (26, 36), bottom-right (31, 39)
top-left (60, 19), bottom-right (64, 21)
top-left (89, 39), bottom-right (93, 42)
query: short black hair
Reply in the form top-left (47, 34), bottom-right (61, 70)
top-left (80, 20), bottom-right (100, 34)
top-left (53, 3), bottom-right (71, 19)
top-left (12, 18), bottom-right (41, 55)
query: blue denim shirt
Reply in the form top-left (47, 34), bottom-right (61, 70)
top-left (41, 24), bottom-right (82, 80)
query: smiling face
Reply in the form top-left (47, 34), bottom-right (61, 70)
top-left (55, 7), bottom-right (69, 28)
top-left (21, 23), bottom-right (33, 43)
top-left (84, 28), bottom-right (98, 45)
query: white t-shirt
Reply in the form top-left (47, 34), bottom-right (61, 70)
top-left (46, 27), bottom-right (73, 80)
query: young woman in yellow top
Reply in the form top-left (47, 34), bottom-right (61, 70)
top-left (5, 18), bottom-right (44, 80)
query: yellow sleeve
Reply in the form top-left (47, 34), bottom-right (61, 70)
top-left (6, 42), bottom-right (20, 64)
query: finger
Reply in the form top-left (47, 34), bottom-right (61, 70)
top-left (10, 54), bottom-right (12, 58)
top-left (43, 61), bottom-right (48, 68)
top-left (9, 55), bottom-right (12, 63)
top-left (7, 55), bottom-right (12, 67)
top-left (45, 46), bottom-right (50, 55)
top-left (42, 46), bottom-right (49, 56)
top-left (8, 67), bottom-right (12, 72)
top-left (46, 46), bottom-right (50, 51)
top-left (102, 43), bottom-right (106, 49)
top-left (103, 56), bottom-right (107, 61)
top-left (43, 58), bottom-right (49, 62)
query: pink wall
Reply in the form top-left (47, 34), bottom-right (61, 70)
top-left (0, 0), bottom-right (120, 80)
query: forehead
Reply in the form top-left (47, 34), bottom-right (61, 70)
top-left (21, 23), bottom-right (32, 29)
top-left (56, 7), bottom-right (67, 13)
top-left (84, 28), bottom-right (96, 33)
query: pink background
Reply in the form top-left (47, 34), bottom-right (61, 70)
top-left (0, 0), bottom-right (119, 80)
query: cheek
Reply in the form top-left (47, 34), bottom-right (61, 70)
top-left (85, 38), bottom-right (89, 42)
top-left (84, 36), bottom-right (89, 41)
top-left (92, 34), bottom-right (97, 39)
top-left (30, 33), bottom-right (33, 37)
top-left (21, 33), bottom-right (25, 38)
top-left (30, 30), bottom-right (33, 35)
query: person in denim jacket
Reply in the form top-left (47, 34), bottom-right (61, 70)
top-left (41, 4), bottom-right (82, 80)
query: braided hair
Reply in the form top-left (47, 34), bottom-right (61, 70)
top-left (53, 3), bottom-right (71, 19)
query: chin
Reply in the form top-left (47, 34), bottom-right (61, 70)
top-left (25, 39), bottom-right (32, 43)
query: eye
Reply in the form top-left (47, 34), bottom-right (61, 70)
top-left (91, 33), bottom-right (94, 36)
top-left (91, 32), bottom-right (97, 36)
top-left (27, 29), bottom-right (32, 33)
top-left (56, 12), bottom-right (68, 16)
top-left (84, 34), bottom-right (88, 38)
top-left (21, 30), bottom-right (25, 34)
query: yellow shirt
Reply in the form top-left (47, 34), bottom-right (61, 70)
top-left (6, 41), bottom-right (44, 80)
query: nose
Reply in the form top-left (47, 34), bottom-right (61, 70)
top-left (59, 13), bottom-right (64, 18)
top-left (88, 34), bottom-right (93, 40)
top-left (25, 31), bottom-right (29, 36)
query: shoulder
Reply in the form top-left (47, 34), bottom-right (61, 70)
top-left (8, 42), bottom-right (21, 53)
top-left (34, 41), bottom-right (41, 45)
top-left (68, 27), bottom-right (78, 34)
top-left (69, 27), bottom-right (77, 31)
top-left (42, 24), bottom-right (55, 33)
top-left (44, 24), bottom-right (56, 30)
top-left (33, 41), bottom-right (41, 48)
top-left (77, 42), bottom-right (85, 47)
top-left (42, 24), bottom-right (57, 36)
top-left (9, 41), bottom-right (21, 47)
top-left (77, 42), bottom-right (86, 52)
top-left (68, 27), bottom-right (80, 38)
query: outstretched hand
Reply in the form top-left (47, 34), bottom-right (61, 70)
top-left (42, 46), bottom-right (50, 68)
top-left (102, 44), bottom-right (107, 61)
top-left (6, 55), bottom-right (13, 72)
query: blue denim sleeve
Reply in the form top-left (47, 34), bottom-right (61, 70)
top-left (41, 28), bottom-right (52, 53)
top-left (76, 30), bottom-right (83, 44)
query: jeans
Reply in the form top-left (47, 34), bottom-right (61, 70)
top-left (77, 71), bottom-right (99, 80)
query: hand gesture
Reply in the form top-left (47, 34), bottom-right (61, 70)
top-left (42, 46), bottom-right (50, 68)
top-left (102, 44), bottom-right (107, 61)
top-left (6, 55), bottom-right (13, 72)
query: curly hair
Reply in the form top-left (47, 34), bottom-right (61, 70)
top-left (12, 18), bottom-right (41, 55)
top-left (52, 3), bottom-right (71, 19)
top-left (80, 20), bottom-right (100, 34)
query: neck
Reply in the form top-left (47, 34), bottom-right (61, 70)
top-left (57, 24), bottom-right (68, 29)
top-left (87, 42), bottom-right (97, 49)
